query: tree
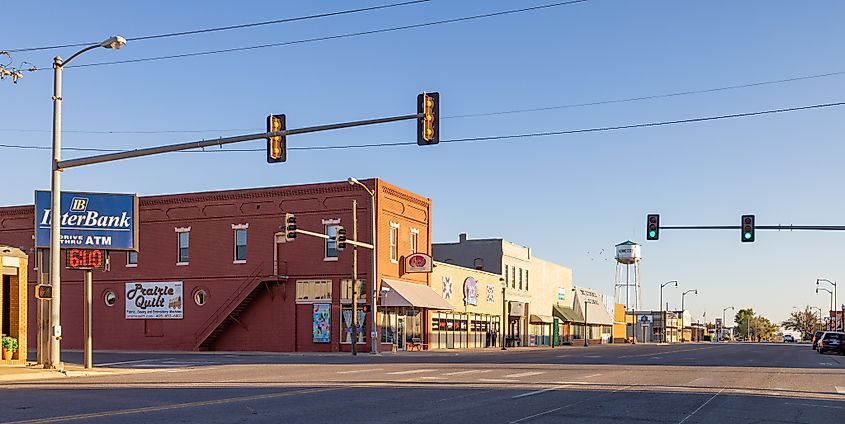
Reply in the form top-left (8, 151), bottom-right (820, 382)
top-left (782, 306), bottom-right (820, 340)
top-left (734, 308), bottom-right (755, 341)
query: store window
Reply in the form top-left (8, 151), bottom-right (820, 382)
top-left (341, 305), bottom-right (366, 344)
top-left (234, 229), bottom-right (247, 262)
top-left (296, 280), bottom-right (332, 302)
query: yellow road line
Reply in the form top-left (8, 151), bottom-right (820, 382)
top-left (5, 387), bottom-right (335, 424)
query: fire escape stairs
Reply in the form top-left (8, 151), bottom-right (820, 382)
top-left (194, 264), bottom-right (267, 351)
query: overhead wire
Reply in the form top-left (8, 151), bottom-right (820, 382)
top-left (1, 0), bottom-right (433, 53)
top-left (1, 100), bottom-right (842, 154)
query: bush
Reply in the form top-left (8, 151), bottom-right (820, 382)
top-left (2, 336), bottom-right (18, 352)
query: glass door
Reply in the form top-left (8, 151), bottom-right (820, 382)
top-left (397, 316), bottom-right (405, 350)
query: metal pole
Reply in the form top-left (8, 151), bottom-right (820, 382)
top-left (351, 200), bottom-right (358, 356)
top-left (49, 56), bottom-right (63, 369)
top-left (660, 285), bottom-right (663, 343)
top-left (681, 294), bottom-right (685, 343)
top-left (583, 301), bottom-right (588, 347)
top-left (369, 186), bottom-right (378, 355)
top-left (501, 286), bottom-right (506, 350)
top-left (83, 269), bottom-right (92, 369)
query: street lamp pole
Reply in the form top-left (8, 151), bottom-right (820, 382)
top-left (501, 279), bottom-right (507, 350)
top-left (722, 306), bottom-right (735, 341)
top-left (348, 177), bottom-right (378, 354)
top-left (659, 280), bottom-right (678, 343)
top-left (817, 279), bottom-right (838, 330)
top-left (680, 289), bottom-right (698, 343)
top-left (817, 286), bottom-right (834, 329)
top-left (48, 36), bottom-right (126, 369)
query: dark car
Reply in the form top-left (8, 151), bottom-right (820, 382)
top-left (812, 331), bottom-right (825, 350)
top-left (817, 332), bottom-right (845, 355)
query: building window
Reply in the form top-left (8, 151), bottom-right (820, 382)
top-left (519, 268), bottom-right (523, 290)
top-left (126, 251), bottom-right (138, 267)
top-left (177, 231), bottom-right (189, 264)
top-left (341, 306), bottom-right (366, 344)
top-left (103, 290), bottom-right (117, 307)
top-left (326, 224), bottom-right (339, 259)
top-left (511, 266), bottom-right (516, 288)
top-left (504, 265), bottom-right (508, 285)
top-left (525, 270), bottom-right (529, 291)
top-left (390, 223), bottom-right (399, 262)
top-left (194, 289), bottom-right (208, 306)
top-left (234, 229), bottom-right (247, 262)
top-left (341, 279), bottom-right (367, 303)
top-left (296, 280), bottom-right (332, 302)
top-left (410, 229), bottom-right (419, 255)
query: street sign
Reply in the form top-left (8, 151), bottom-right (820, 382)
top-left (65, 248), bottom-right (110, 271)
top-left (35, 191), bottom-right (139, 250)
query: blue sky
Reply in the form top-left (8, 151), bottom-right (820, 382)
top-left (2, 1), bottom-right (845, 326)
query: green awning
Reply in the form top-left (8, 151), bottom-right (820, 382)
top-left (553, 305), bottom-right (583, 323)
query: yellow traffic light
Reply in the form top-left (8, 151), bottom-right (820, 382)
top-left (266, 114), bottom-right (287, 163)
top-left (417, 92), bottom-right (439, 145)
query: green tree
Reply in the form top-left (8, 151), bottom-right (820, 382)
top-left (782, 306), bottom-right (819, 340)
top-left (734, 308), bottom-right (755, 341)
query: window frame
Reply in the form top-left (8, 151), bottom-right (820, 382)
top-left (126, 251), bottom-right (138, 267)
top-left (233, 227), bottom-right (247, 263)
top-left (175, 227), bottom-right (190, 265)
top-left (325, 224), bottom-right (339, 261)
top-left (409, 228), bottom-right (419, 255)
top-left (389, 222), bottom-right (400, 263)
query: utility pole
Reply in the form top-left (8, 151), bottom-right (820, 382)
top-left (351, 200), bottom-right (359, 356)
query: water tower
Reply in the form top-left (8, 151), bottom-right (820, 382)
top-left (614, 241), bottom-right (642, 318)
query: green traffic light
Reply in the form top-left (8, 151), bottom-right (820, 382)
top-left (648, 230), bottom-right (656, 238)
top-left (744, 232), bottom-right (752, 240)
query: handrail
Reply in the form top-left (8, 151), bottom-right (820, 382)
top-left (193, 261), bottom-right (266, 348)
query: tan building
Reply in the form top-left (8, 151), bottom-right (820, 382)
top-left (429, 262), bottom-right (503, 349)
top-left (1, 245), bottom-right (27, 364)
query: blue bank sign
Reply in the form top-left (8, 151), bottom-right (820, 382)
top-left (35, 191), bottom-right (139, 250)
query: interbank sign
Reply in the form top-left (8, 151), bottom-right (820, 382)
top-left (35, 190), bottom-right (139, 250)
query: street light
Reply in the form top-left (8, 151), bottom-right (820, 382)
top-left (722, 306), bottom-right (735, 342)
top-left (348, 177), bottom-right (378, 354)
top-left (817, 279), bottom-right (838, 330)
top-left (659, 280), bottom-right (678, 343)
top-left (680, 289), bottom-right (698, 342)
top-left (811, 306), bottom-right (824, 333)
top-left (817, 286), bottom-right (834, 329)
top-left (48, 35), bottom-right (126, 369)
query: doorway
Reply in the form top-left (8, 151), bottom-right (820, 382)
top-left (397, 316), bottom-right (405, 350)
top-left (2, 275), bottom-right (10, 336)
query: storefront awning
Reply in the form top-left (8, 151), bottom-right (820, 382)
top-left (553, 305), bottom-right (583, 323)
top-left (530, 314), bottom-right (555, 324)
top-left (381, 278), bottom-right (454, 310)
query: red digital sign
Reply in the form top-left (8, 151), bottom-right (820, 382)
top-left (65, 249), bottom-right (109, 271)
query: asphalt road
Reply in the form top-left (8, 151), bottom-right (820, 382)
top-left (2, 343), bottom-right (844, 423)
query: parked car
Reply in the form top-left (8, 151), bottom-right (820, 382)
top-left (818, 332), bottom-right (845, 355)
top-left (783, 334), bottom-right (795, 342)
top-left (812, 331), bottom-right (825, 350)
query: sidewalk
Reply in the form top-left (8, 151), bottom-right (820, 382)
top-left (0, 363), bottom-right (133, 383)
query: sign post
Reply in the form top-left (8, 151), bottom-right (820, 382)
top-left (65, 248), bottom-right (110, 369)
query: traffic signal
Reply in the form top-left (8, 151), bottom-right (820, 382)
top-left (35, 284), bottom-right (52, 300)
top-left (417, 92), bottom-right (439, 145)
top-left (336, 226), bottom-right (347, 251)
top-left (284, 213), bottom-right (297, 241)
top-left (741, 214), bottom-right (755, 242)
top-left (646, 214), bottom-right (660, 240)
top-left (266, 114), bottom-right (287, 163)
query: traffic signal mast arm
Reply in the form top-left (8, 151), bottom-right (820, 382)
top-left (293, 228), bottom-right (374, 250)
top-left (56, 112), bottom-right (423, 170)
top-left (656, 225), bottom-right (845, 231)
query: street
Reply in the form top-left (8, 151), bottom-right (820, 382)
top-left (2, 343), bottom-right (844, 423)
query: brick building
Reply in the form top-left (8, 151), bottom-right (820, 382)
top-left (0, 179), bottom-right (441, 353)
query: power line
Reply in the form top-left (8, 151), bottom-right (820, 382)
top-left (3, 68), bottom-right (843, 135)
top-left (1, 100), bottom-right (841, 154)
top-left (61, 1), bottom-right (590, 69)
top-left (2, 0), bottom-right (432, 53)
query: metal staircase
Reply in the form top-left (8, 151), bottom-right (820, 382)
top-left (194, 263), bottom-right (267, 351)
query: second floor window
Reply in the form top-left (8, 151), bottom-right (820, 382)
top-left (410, 230), bottom-right (418, 255)
top-left (390, 224), bottom-right (399, 261)
top-left (234, 229), bottom-right (247, 261)
top-left (511, 265), bottom-right (516, 288)
top-left (178, 232), bottom-right (189, 263)
top-left (519, 268), bottom-right (523, 290)
top-left (326, 225), bottom-right (338, 258)
top-left (127, 251), bottom-right (138, 266)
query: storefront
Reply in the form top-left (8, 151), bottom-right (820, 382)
top-left (552, 305), bottom-right (582, 345)
top-left (379, 278), bottom-right (453, 350)
top-left (529, 314), bottom-right (554, 346)
top-left (573, 287), bottom-right (614, 343)
top-left (429, 263), bottom-right (504, 350)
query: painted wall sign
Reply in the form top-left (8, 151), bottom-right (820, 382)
top-left (486, 284), bottom-right (496, 304)
top-left (509, 301), bottom-right (525, 317)
top-left (313, 303), bottom-right (331, 343)
top-left (35, 191), bottom-right (139, 250)
top-left (464, 277), bottom-right (478, 306)
top-left (405, 253), bottom-right (433, 273)
top-left (125, 281), bottom-right (183, 319)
